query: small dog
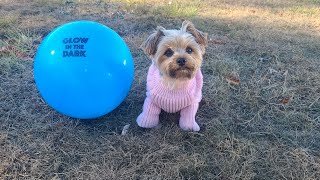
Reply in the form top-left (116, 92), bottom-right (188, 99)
top-left (136, 20), bottom-right (208, 131)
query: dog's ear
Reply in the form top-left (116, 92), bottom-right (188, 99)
top-left (141, 26), bottom-right (165, 57)
top-left (181, 20), bottom-right (208, 54)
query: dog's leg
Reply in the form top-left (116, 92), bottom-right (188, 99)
top-left (179, 103), bottom-right (200, 131)
top-left (136, 97), bottom-right (161, 128)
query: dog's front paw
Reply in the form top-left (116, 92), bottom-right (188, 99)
top-left (136, 113), bottom-right (159, 128)
top-left (179, 120), bottom-right (200, 132)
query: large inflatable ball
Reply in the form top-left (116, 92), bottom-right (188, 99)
top-left (34, 21), bottom-right (134, 119)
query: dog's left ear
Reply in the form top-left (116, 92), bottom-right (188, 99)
top-left (181, 20), bottom-right (208, 54)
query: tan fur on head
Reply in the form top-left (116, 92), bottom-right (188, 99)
top-left (140, 26), bottom-right (165, 57)
top-left (141, 20), bottom-right (208, 88)
top-left (155, 35), bottom-right (201, 80)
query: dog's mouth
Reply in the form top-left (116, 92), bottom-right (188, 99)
top-left (169, 66), bottom-right (195, 79)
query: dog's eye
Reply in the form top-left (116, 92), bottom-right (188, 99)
top-left (186, 47), bottom-right (193, 54)
top-left (164, 49), bottom-right (174, 57)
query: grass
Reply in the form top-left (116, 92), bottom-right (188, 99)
top-left (155, 1), bottom-right (199, 18)
top-left (1, 0), bottom-right (320, 179)
top-left (0, 16), bottom-right (17, 29)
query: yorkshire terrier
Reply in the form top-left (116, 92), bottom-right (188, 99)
top-left (136, 20), bottom-right (208, 131)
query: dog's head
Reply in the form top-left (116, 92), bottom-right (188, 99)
top-left (141, 20), bottom-right (208, 81)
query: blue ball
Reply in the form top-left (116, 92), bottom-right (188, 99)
top-left (34, 21), bottom-right (134, 119)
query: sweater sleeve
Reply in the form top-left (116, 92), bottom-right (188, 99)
top-left (194, 69), bottom-right (203, 102)
top-left (146, 64), bottom-right (157, 94)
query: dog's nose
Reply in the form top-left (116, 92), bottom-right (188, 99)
top-left (176, 58), bottom-right (186, 66)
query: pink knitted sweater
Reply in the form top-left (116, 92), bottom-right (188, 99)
top-left (136, 64), bottom-right (203, 131)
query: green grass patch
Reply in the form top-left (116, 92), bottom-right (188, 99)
top-left (289, 6), bottom-right (320, 16)
top-left (155, 2), bottom-right (199, 18)
top-left (109, 0), bottom-right (199, 18)
top-left (0, 29), bottom-right (41, 59)
top-left (0, 15), bottom-right (17, 28)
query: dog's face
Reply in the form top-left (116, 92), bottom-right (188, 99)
top-left (141, 21), bottom-right (208, 81)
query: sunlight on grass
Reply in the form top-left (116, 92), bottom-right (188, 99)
top-left (105, 0), bottom-right (320, 36)
top-left (198, 5), bottom-right (320, 38)
top-left (108, 0), bottom-right (200, 17)
top-left (289, 6), bottom-right (320, 16)
top-left (155, 2), bottom-right (199, 17)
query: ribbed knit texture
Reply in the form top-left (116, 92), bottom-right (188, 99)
top-left (137, 64), bottom-right (203, 131)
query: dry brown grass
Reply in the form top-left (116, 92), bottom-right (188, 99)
top-left (1, 0), bottom-right (320, 179)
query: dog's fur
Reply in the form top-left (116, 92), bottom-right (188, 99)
top-left (137, 21), bottom-right (208, 131)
